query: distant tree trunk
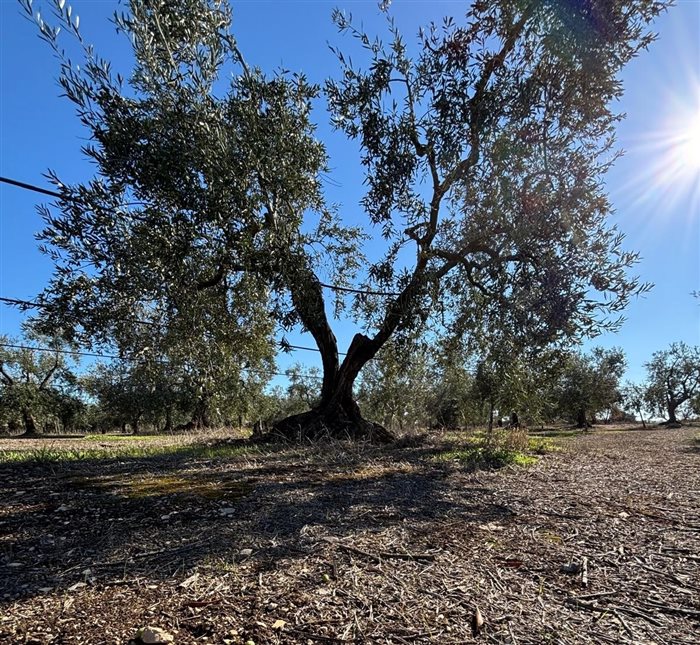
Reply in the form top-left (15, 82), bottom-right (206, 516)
top-left (666, 400), bottom-right (679, 425)
top-left (21, 407), bottom-right (42, 436)
top-left (164, 407), bottom-right (174, 434)
top-left (192, 395), bottom-right (212, 428)
top-left (487, 399), bottom-right (494, 433)
top-left (576, 408), bottom-right (590, 429)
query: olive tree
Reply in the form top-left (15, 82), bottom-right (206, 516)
top-left (556, 347), bottom-right (626, 427)
top-left (0, 333), bottom-right (78, 435)
top-left (644, 342), bottom-right (700, 425)
top-left (23, 0), bottom-right (666, 441)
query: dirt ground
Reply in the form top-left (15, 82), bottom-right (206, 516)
top-left (1, 425), bottom-right (698, 644)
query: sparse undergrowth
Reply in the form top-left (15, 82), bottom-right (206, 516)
top-left (1, 425), bottom-right (698, 644)
top-left (433, 428), bottom-right (560, 468)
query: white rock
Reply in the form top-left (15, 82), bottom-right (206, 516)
top-left (137, 626), bottom-right (175, 644)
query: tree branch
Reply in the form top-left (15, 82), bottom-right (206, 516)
top-left (0, 362), bottom-right (14, 386)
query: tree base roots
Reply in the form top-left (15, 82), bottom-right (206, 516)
top-left (264, 408), bottom-right (395, 444)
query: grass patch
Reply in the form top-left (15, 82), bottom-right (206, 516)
top-left (527, 437), bottom-right (561, 454)
top-left (433, 428), bottom-right (560, 469)
top-left (0, 440), bottom-right (258, 464)
top-left (83, 434), bottom-right (162, 442)
top-left (67, 472), bottom-right (253, 500)
top-left (433, 446), bottom-right (537, 468)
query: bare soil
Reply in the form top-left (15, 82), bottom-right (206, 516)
top-left (1, 425), bottom-right (698, 644)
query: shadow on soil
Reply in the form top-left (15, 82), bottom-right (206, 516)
top-left (0, 442), bottom-right (510, 603)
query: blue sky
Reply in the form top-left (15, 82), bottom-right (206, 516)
top-left (1, 0), bottom-right (699, 388)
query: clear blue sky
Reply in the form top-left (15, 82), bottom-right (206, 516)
top-left (1, 0), bottom-right (698, 387)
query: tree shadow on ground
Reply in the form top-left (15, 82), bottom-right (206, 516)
top-left (0, 441), bottom-right (511, 603)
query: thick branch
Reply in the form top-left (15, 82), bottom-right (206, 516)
top-left (0, 362), bottom-right (14, 386)
top-left (39, 354), bottom-right (60, 390)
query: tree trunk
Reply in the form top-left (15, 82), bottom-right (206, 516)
top-left (21, 407), bottom-right (42, 436)
top-left (666, 401), bottom-right (679, 425)
top-left (272, 339), bottom-right (394, 443)
top-left (272, 256), bottom-right (427, 443)
top-left (192, 393), bottom-right (212, 429)
top-left (164, 406), bottom-right (174, 434)
top-left (576, 408), bottom-right (590, 429)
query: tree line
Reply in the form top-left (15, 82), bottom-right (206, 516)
top-left (2, 329), bottom-right (697, 436)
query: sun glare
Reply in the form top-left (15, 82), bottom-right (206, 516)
top-left (677, 113), bottom-right (700, 170)
top-left (621, 88), bottom-right (700, 221)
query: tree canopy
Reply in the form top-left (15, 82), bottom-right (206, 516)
top-left (23, 0), bottom-right (668, 441)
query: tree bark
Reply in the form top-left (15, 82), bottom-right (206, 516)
top-left (272, 344), bottom-right (394, 443)
top-left (576, 408), bottom-right (590, 429)
top-left (192, 394), bottom-right (212, 428)
top-left (20, 407), bottom-right (42, 436)
top-left (666, 401), bottom-right (679, 425)
top-left (164, 406), bottom-right (174, 434)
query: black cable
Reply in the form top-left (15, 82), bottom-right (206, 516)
top-left (0, 175), bottom-right (62, 199)
top-left (0, 342), bottom-right (322, 381)
top-left (2, 174), bottom-right (401, 297)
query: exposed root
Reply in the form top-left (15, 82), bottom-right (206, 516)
top-left (267, 408), bottom-right (395, 444)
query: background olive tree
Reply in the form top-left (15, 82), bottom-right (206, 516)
top-left (643, 342), bottom-right (700, 425)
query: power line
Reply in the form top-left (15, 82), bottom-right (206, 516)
top-left (1, 173), bottom-right (401, 297)
top-left (1, 294), bottom-right (344, 357)
top-left (0, 175), bottom-right (62, 199)
top-left (0, 342), bottom-right (121, 361)
top-left (0, 342), bottom-right (321, 381)
top-left (318, 281), bottom-right (398, 297)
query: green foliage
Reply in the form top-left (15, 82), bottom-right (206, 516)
top-left (356, 340), bottom-right (435, 432)
top-left (0, 332), bottom-right (82, 433)
top-left (555, 347), bottom-right (626, 426)
top-left (0, 437), bottom-right (258, 464)
top-left (433, 428), bottom-right (545, 468)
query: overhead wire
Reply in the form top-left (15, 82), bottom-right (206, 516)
top-left (0, 342), bottom-right (322, 381)
top-left (1, 294), bottom-right (346, 358)
top-left (0, 174), bottom-right (401, 298)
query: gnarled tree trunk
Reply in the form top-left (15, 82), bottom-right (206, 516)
top-left (270, 271), bottom-right (398, 443)
top-left (21, 407), bottom-right (42, 437)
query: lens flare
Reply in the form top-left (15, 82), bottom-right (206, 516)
top-left (618, 86), bottom-right (700, 222)
top-left (676, 114), bottom-right (700, 170)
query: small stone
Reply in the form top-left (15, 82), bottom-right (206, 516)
top-left (239, 548), bottom-right (253, 557)
top-left (560, 562), bottom-right (582, 574)
top-left (220, 507), bottom-right (236, 516)
top-left (136, 626), bottom-right (175, 644)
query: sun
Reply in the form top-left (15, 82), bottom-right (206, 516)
top-left (622, 92), bottom-right (700, 219)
